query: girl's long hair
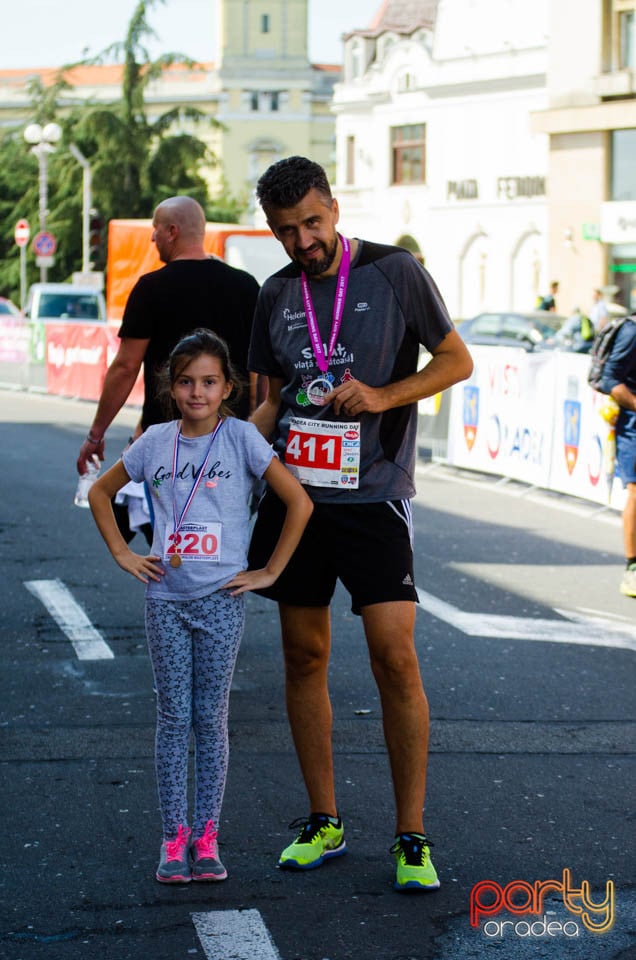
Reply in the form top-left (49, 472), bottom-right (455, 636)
top-left (157, 328), bottom-right (244, 421)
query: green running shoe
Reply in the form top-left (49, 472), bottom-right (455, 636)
top-left (620, 564), bottom-right (636, 598)
top-left (391, 833), bottom-right (440, 892)
top-left (279, 813), bottom-right (346, 869)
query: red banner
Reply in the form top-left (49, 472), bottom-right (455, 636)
top-left (43, 322), bottom-right (144, 407)
top-left (45, 323), bottom-right (108, 401)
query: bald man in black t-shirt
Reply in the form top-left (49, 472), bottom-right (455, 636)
top-left (77, 196), bottom-right (259, 474)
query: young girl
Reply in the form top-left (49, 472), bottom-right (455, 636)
top-left (89, 329), bottom-right (312, 884)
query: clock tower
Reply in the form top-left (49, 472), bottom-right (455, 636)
top-left (218, 0), bottom-right (311, 74)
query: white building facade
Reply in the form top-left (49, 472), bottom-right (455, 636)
top-left (332, 0), bottom-right (551, 319)
top-left (532, 0), bottom-right (636, 315)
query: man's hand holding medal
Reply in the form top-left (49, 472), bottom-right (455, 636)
top-left (324, 378), bottom-right (389, 417)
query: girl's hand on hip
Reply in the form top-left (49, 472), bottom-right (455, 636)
top-left (115, 550), bottom-right (164, 584)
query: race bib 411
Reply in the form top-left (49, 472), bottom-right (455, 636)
top-left (285, 418), bottom-right (360, 489)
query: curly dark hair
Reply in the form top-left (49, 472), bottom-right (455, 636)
top-left (157, 328), bottom-right (243, 420)
top-left (256, 156), bottom-right (332, 211)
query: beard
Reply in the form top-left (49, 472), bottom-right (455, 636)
top-left (294, 234), bottom-right (339, 277)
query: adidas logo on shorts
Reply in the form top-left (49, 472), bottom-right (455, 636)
top-left (402, 574), bottom-right (413, 586)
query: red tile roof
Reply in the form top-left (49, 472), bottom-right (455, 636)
top-left (0, 61), bottom-right (216, 88)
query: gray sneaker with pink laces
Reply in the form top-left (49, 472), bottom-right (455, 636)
top-left (191, 820), bottom-right (227, 881)
top-left (156, 824), bottom-right (192, 883)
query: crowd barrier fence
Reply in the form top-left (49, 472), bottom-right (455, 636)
top-left (443, 345), bottom-right (626, 512)
top-left (0, 321), bottom-right (626, 513)
top-left (0, 318), bottom-right (144, 406)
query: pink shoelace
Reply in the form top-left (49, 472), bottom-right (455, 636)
top-left (193, 820), bottom-right (218, 858)
top-left (165, 824), bottom-right (191, 861)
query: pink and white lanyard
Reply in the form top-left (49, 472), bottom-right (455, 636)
top-left (170, 417), bottom-right (224, 542)
top-left (300, 235), bottom-right (351, 374)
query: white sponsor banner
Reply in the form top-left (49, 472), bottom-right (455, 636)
top-left (548, 352), bottom-right (626, 510)
top-left (446, 347), bottom-right (626, 511)
top-left (447, 346), bottom-right (553, 487)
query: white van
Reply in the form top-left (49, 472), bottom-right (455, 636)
top-left (25, 283), bottom-right (106, 323)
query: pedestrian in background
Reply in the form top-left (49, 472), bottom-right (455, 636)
top-left (554, 307), bottom-right (595, 353)
top-left (247, 155), bottom-right (473, 891)
top-left (88, 329), bottom-right (313, 883)
top-left (538, 280), bottom-right (559, 312)
top-left (76, 196), bottom-right (260, 475)
top-left (589, 287), bottom-right (609, 332)
top-left (600, 316), bottom-right (636, 597)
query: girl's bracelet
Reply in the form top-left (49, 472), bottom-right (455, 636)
top-left (86, 433), bottom-right (103, 445)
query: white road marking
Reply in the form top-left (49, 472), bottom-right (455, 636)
top-left (574, 605), bottom-right (633, 623)
top-left (192, 909), bottom-right (281, 960)
top-left (25, 578), bottom-right (114, 660)
top-left (416, 587), bottom-right (636, 653)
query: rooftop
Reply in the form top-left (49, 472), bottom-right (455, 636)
top-left (345, 0), bottom-right (439, 39)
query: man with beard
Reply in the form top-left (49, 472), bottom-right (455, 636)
top-left (247, 156), bottom-right (473, 891)
top-left (77, 196), bottom-right (259, 477)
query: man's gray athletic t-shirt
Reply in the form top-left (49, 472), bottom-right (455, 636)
top-left (248, 239), bottom-right (453, 502)
top-left (123, 418), bottom-right (274, 601)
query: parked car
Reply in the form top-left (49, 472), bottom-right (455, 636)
top-left (24, 283), bottom-right (106, 323)
top-left (457, 311), bottom-right (566, 351)
top-left (0, 297), bottom-right (20, 317)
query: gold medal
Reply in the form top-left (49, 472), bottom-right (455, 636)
top-left (169, 554), bottom-right (182, 568)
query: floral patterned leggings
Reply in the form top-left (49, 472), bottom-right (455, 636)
top-left (145, 592), bottom-right (245, 840)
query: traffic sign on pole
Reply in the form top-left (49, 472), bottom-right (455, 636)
top-left (14, 219), bottom-right (30, 247)
top-left (32, 231), bottom-right (57, 256)
top-left (16, 220), bottom-right (30, 310)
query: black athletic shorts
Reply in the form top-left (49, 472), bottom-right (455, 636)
top-left (247, 491), bottom-right (419, 615)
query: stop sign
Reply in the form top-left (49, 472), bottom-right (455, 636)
top-left (14, 219), bottom-right (30, 247)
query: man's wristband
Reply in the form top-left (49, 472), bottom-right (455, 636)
top-left (86, 432), bottom-right (103, 445)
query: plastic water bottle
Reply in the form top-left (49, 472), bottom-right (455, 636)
top-left (74, 454), bottom-right (100, 508)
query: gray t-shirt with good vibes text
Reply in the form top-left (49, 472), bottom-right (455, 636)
top-left (123, 418), bottom-right (274, 601)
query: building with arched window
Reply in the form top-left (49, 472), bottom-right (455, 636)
top-left (335, 0), bottom-right (636, 319)
top-left (332, 0), bottom-right (551, 319)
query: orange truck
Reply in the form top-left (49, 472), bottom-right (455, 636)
top-left (106, 219), bottom-right (285, 322)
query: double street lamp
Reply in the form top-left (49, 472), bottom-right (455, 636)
top-left (24, 122), bottom-right (95, 280)
top-left (23, 122), bottom-right (62, 282)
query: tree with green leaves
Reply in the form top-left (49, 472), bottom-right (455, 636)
top-left (0, 0), bottom-right (247, 304)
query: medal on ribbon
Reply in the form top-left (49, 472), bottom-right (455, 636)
top-left (167, 418), bottom-right (224, 568)
top-left (305, 377), bottom-right (333, 405)
top-left (300, 235), bottom-right (351, 406)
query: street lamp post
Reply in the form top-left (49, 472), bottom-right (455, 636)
top-left (69, 143), bottom-right (92, 274)
top-left (24, 122), bottom-right (62, 282)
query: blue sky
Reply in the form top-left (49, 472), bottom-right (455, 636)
top-left (3, 0), bottom-right (375, 68)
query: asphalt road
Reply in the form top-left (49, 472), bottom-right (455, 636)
top-left (1, 388), bottom-right (634, 960)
